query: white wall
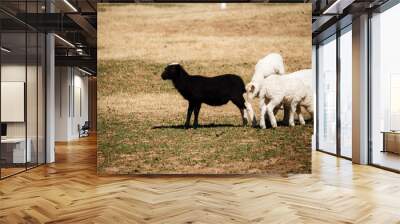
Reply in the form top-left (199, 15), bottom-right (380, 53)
top-left (1, 64), bottom-right (25, 81)
top-left (54, 67), bottom-right (89, 141)
top-left (1, 65), bottom-right (29, 138)
top-left (1, 65), bottom-right (26, 133)
top-left (72, 73), bottom-right (89, 138)
top-left (1, 63), bottom-right (46, 164)
top-left (55, 66), bottom-right (70, 141)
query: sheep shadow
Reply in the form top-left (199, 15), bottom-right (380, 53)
top-left (152, 123), bottom-right (238, 129)
top-left (152, 120), bottom-right (313, 130)
top-left (255, 119), bottom-right (314, 129)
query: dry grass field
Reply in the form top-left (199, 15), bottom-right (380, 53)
top-left (98, 3), bottom-right (312, 174)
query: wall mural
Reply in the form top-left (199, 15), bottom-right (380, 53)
top-left (97, 3), bottom-right (313, 174)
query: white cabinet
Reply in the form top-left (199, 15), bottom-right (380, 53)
top-left (1, 138), bottom-right (32, 163)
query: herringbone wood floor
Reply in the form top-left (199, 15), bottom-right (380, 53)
top-left (1, 135), bottom-right (400, 224)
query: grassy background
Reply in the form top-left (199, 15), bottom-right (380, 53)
top-left (98, 3), bottom-right (312, 174)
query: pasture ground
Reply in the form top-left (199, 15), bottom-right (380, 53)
top-left (98, 3), bottom-right (312, 174)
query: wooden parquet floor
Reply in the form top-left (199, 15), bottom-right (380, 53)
top-left (1, 135), bottom-right (400, 224)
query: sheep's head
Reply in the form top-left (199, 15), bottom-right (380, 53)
top-left (245, 82), bottom-right (259, 99)
top-left (161, 63), bottom-right (182, 80)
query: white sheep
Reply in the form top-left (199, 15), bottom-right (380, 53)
top-left (246, 53), bottom-right (285, 99)
top-left (275, 69), bottom-right (313, 126)
top-left (288, 69), bottom-right (313, 125)
top-left (258, 69), bottom-right (313, 129)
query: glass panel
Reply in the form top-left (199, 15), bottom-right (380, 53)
top-left (27, 31), bottom-right (38, 169)
top-left (38, 32), bottom-right (45, 165)
top-left (0, 1), bottom-right (46, 178)
top-left (1, 30), bottom-right (27, 177)
top-left (317, 35), bottom-right (337, 154)
top-left (340, 27), bottom-right (352, 158)
top-left (371, 4), bottom-right (400, 171)
top-left (26, 0), bottom-right (39, 169)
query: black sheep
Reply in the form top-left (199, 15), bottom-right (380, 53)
top-left (161, 63), bottom-right (254, 129)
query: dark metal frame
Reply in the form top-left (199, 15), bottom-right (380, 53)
top-left (367, 10), bottom-right (373, 165)
top-left (335, 22), bottom-right (341, 157)
top-left (315, 22), bottom-right (353, 161)
top-left (315, 44), bottom-right (319, 151)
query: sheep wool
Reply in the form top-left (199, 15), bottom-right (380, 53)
top-left (161, 63), bottom-right (256, 128)
top-left (258, 69), bottom-right (313, 129)
top-left (246, 53), bottom-right (285, 99)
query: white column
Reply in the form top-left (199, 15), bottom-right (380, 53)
top-left (45, 0), bottom-right (55, 163)
top-left (55, 67), bottom-right (74, 141)
top-left (46, 33), bottom-right (55, 163)
top-left (352, 14), bottom-right (369, 164)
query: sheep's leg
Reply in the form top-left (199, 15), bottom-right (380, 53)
top-left (282, 103), bottom-right (291, 126)
top-left (240, 109), bottom-right (248, 126)
top-left (259, 102), bottom-right (268, 129)
top-left (288, 102), bottom-right (297, 127)
top-left (298, 113), bottom-right (305, 125)
top-left (244, 101), bottom-right (257, 127)
top-left (273, 105), bottom-right (280, 116)
top-left (262, 106), bottom-right (278, 129)
top-left (234, 96), bottom-right (253, 127)
top-left (193, 103), bottom-right (201, 129)
top-left (271, 103), bottom-right (281, 125)
top-left (297, 105), bottom-right (305, 125)
top-left (185, 102), bottom-right (195, 129)
top-left (265, 101), bottom-right (280, 128)
top-left (243, 93), bottom-right (257, 127)
top-left (306, 105), bottom-right (314, 118)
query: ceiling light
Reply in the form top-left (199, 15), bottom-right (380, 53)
top-left (78, 67), bottom-right (93, 76)
top-left (76, 48), bottom-right (86, 56)
top-left (63, 0), bottom-right (78, 12)
top-left (220, 3), bottom-right (227, 10)
top-left (54, 34), bottom-right (75, 48)
top-left (1, 47), bottom-right (11, 53)
top-left (322, 0), bottom-right (355, 15)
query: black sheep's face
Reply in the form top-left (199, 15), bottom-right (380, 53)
top-left (161, 63), bottom-right (181, 80)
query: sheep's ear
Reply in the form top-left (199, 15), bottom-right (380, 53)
top-left (169, 64), bottom-right (179, 74)
top-left (250, 85), bottom-right (255, 93)
top-left (176, 64), bottom-right (184, 76)
top-left (245, 83), bottom-right (255, 93)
